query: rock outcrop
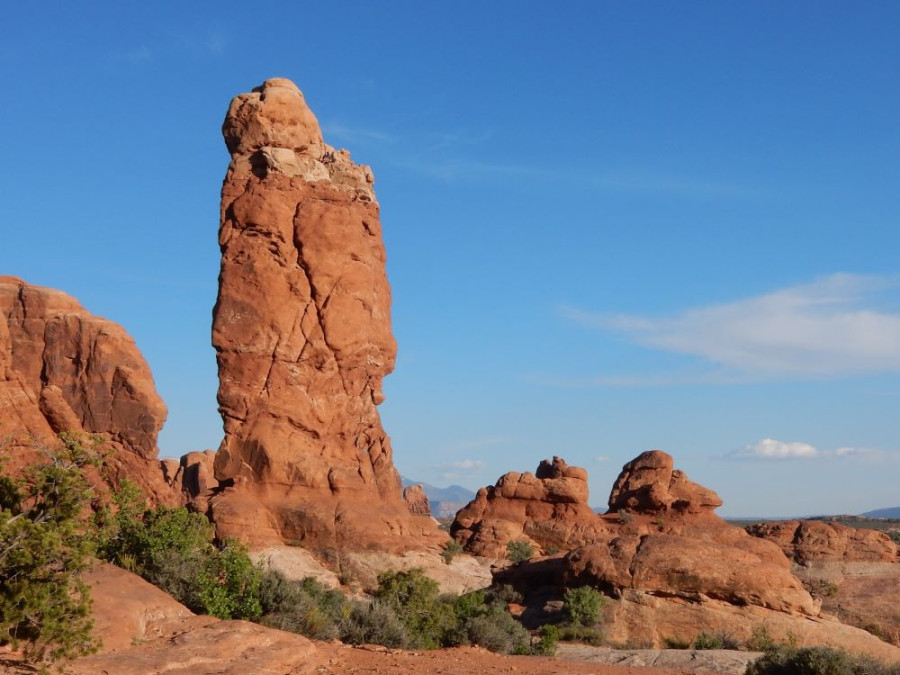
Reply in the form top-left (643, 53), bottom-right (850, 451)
top-left (470, 450), bottom-right (900, 657)
top-left (65, 562), bottom-right (318, 675)
top-left (403, 484), bottom-right (432, 516)
top-left (608, 450), bottom-right (723, 515)
top-left (209, 78), bottom-right (441, 552)
top-left (747, 519), bottom-right (899, 564)
top-left (0, 276), bottom-right (178, 505)
top-left (451, 456), bottom-right (608, 557)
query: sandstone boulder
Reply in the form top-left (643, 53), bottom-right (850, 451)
top-left (210, 79), bottom-right (441, 552)
top-left (0, 276), bottom-right (178, 505)
top-left (607, 450), bottom-right (723, 515)
top-left (451, 457), bottom-right (608, 557)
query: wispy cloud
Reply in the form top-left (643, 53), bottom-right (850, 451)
top-left (323, 122), bottom-right (397, 145)
top-left (729, 438), bottom-right (892, 460)
top-left (115, 27), bottom-right (227, 64)
top-left (437, 459), bottom-right (485, 471)
top-left (563, 274), bottom-right (900, 381)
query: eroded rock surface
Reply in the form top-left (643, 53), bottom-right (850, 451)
top-left (747, 519), bottom-right (899, 564)
top-left (451, 456), bottom-right (608, 557)
top-left (403, 484), bottom-right (432, 516)
top-left (608, 450), bottom-right (723, 515)
top-left (65, 562), bottom-right (318, 675)
top-left (210, 78), bottom-right (441, 552)
top-left (0, 276), bottom-right (177, 505)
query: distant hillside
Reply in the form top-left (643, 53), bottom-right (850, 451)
top-left (862, 506), bottom-right (900, 519)
top-left (401, 477), bottom-right (476, 518)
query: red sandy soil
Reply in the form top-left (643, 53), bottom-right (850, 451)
top-left (313, 643), bottom-right (727, 675)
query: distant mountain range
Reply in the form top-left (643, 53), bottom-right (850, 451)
top-left (861, 506), bottom-right (900, 519)
top-left (401, 477), bottom-right (476, 518)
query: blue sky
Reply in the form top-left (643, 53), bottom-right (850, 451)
top-left (3, 2), bottom-right (898, 517)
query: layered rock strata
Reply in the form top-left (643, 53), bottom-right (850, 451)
top-left (747, 519), bottom-right (899, 564)
top-left (210, 78), bottom-right (440, 551)
top-left (0, 276), bottom-right (178, 505)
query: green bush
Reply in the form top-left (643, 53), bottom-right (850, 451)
top-left (746, 645), bottom-right (900, 675)
top-left (558, 624), bottom-right (605, 646)
top-left (564, 586), bottom-right (606, 627)
top-left (341, 599), bottom-right (411, 648)
top-left (442, 539), bottom-right (463, 565)
top-left (534, 624), bottom-right (559, 656)
top-left (506, 539), bottom-right (534, 563)
top-left (0, 435), bottom-right (101, 664)
top-left (747, 624), bottom-right (777, 651)
top-left (374, 568), bottom-right (456, 648)
top-left (693, 631), bottom-right (723, 649)
top-left (93, 480), bottom-right (264, 621)
top-left (465, 612), bottom-right (530, 654)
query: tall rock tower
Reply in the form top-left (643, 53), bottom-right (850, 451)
top-left (211, 78), bottom-right (438, 551)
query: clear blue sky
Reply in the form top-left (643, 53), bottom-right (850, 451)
top-left (3, 2), bottom-right (898, 517)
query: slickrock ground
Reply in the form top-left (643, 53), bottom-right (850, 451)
top-left (209, 78), bottom-right (442, 553)
top-left (0, 276), bottom-right (180, 505)
top-left (62, 563), bottom-right (319, 675)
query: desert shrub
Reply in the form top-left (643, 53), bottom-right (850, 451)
top-left (664, 636), bottom-right (692, 649)
top-left (807, 579), bottom-right (839, 599)
top-left (465, 612), bottom-right (530, 654)
top-left (488, 584), bottom-right (523, 606)
top-left (694, 631), bottom-right (723, 649)
top-left (563, 586), bottom-right (606, 627)
top-left (196, 539), bottom-right (262, 620)
top-left (93, 481), bottom-right (263, 620)
top-left (340, 599), bottom-right (411, 648)
top-left (534, 624), bottom-right (559, 656)
top-left (747, 624), bottom-right (777, 651)
top-left (506, 539), bottom-right (534, 563)
top-left (0, 435), bottom-right (101, 664)
top-left (617, 511), bottom-right (634, 525)
top-left (746, 645), bottom-right (900, 675)
top-left (442, 539), bottom-right (463, 565)
top-left (374, 568), bottom-right (456, 648)
top-left (558, 624), bottom-right (605, 645)
top-left (257, 570), bottom-right (351, 640)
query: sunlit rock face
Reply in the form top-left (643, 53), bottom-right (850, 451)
top-left (0, 276), bottom-right (178, 505)
top-left (210, 78), bottom-right (440, 552)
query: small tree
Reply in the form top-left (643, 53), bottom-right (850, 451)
top-left (563, 586), bottom-right (606, 627)
top-left (0, 435), bottom-right (101, 664)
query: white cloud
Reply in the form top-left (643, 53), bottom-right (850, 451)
top-left (563, 274), bottom-right (900, 379)
top-left (730, 439), bottom-right (894, 461)
top-left (733, 438), bottom-right (821, 459)
top-left (595, 456), bottom-right (611, 463)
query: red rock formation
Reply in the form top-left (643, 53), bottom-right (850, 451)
top-left (607, 450), bottom-right (723, 515)
top-left (66, 562), bottom-right (318, 675)
top-left (451, 457), bottom-right (609, 557)
top-left (210, 79), bottom-right (441, 551)
top-left (747, 519), bottom-right (899, 563)
top-left (403, 484), bottom-right (432, 516)
top-left (0, 276), bottom-right (177, 505)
